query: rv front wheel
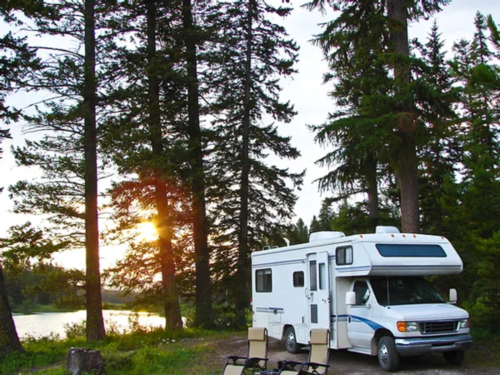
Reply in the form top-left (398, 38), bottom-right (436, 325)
top-left (377, 336), bottom-right (400, 372)
top-left (284, 327), bottom-right (300, 354)
top-left (443, 350), bottom-right (465, 366)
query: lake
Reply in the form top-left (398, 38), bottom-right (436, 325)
top-left (13, 310), bottom-right (166, 339)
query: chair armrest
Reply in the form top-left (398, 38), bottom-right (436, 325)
top-left (278, 360), bottom-right (304, 371)
top-left (225, 355), bottom-right (247, 365)
top-left (246, 357), bottom-right (268, 367)
top-left (247, 357), bottom-right (268, 362)
top-left (227, 355), bottom-right (247, 360)
top-left (304, 362), bottom-right (330, 368)
top-left (299, 361), bottom-right (330, 375)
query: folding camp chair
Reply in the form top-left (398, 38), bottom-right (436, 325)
top-left (221, 327), bottom-right (269, 375)
top-left (277, 329), bottom-right (330, 375)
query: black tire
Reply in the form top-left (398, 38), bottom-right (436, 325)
top-left (377, 336), bottom-right (400, 372)
top-left (284, 326), bottom-right (300, 354)
top-left (443, 350), bottom-right (465, 366)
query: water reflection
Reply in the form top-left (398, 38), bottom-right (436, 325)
top-left (13, 310), bottom-right (165, 339)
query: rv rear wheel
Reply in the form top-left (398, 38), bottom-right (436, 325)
top-left (284, 326), bottom-right (300, 354)
top-left (443, 350), bottom-right (465, 366)
top-left (377, 336), bottom-right (400, 372)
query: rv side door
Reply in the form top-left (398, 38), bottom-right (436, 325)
top-left (307, 251), bottom-right (331, 331)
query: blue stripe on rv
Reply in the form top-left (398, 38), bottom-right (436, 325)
top-left (333, 314), bottom-right (386, 330)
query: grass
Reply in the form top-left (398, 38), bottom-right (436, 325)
top-left (0, 327), bottom-right (239, 375)
top-left (464, 330), bottom-right (500, 369)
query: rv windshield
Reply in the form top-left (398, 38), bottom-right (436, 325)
top-left (370, 277), bottom-right (445, 306)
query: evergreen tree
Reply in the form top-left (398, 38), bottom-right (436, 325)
top-left (0, 1), bottom-right (44, 354)
top-left (83, 0), bottom-right (105, 342)
top-left (286, 218), bottom-right (309, 245)
top-left (306, 0), bottom-right (451, 233)
top-left (181, 0), bottom-right (214, 328)
top-left (310, 0), bottom-right (389, 224)
top-left (8, 0), bottom-right (112, 340)
top-left (204, 0), bottom-right (302, 326)
top-left (99, 0), bottom-right (188, 330)
top-left (414, 21), bottom-right (460, 234)
top-left (447, 14), bottom-right (500, 329)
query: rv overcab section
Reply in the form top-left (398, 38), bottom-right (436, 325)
top-left (251, 226), bottom-right (472, 372)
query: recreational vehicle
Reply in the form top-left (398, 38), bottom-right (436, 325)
top-left (251, 226), bottom-right (472, 372)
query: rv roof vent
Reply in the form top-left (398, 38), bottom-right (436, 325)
top-left (309, 231), bottom-right (345, 242)
top-left (375, 226), bottom-right (400, 234)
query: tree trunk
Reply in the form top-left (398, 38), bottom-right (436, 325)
top-left (0, 262), bottom-right (23, 354)
top-left (234, 0), bottom-right (254, 328)
top-left (84, 0), bottom-right (105, 341)
top-left (387, 0), bottom-right (419, 233)
top-left (146, 0), bottom-right (183, 331)
top-left (182, 0), bottom-right (214, 328)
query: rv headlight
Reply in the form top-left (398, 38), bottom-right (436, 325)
top-left (458, 319), bottom-right (469, 329)
top-left (397, 321), bottom-right (419, 333)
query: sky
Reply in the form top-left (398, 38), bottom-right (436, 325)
top-left (1, 0), bottom-right (499, 270)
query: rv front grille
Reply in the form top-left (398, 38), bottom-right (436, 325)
top-left (421, 320), bottom-right (458, 334)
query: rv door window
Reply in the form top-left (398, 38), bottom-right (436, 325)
top-left (319, 263), bottom-right (326, 290)
top-left (309, 260), bottom-right (317, 291)
top-left (256, 269), bottom-right (272, 292)
top-left (293, 271), bottom-right (304, 287)
top-left (336, 246), bottom-right (353, 265)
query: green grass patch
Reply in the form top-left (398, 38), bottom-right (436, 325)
top-left (465, 334), bottom-right (500, 368)
top-left (0, 327), bottom-right (237, 375)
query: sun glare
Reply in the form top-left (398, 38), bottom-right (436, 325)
top-left (137, 222), bottom-right (159, 242)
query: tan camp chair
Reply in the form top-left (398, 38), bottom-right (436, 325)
top-left (277, 329), bottom-right (330, 375)
top-left (221, 327), bottom-right (269, 375)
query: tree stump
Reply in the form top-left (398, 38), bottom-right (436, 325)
top-left (67, 347), bottom-right (104, 375)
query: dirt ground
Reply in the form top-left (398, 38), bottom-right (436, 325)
top-left (211, 334), bottom-right (500, 375)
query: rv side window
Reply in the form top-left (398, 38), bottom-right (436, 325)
top-left (256, 269), bottom-right (272, 292)
top-left (293, 271), bottom-right (304, 287)
top-left (376, 244), bottom-right (447, 257)
top-left (336, 246), bottom-right (353, 265)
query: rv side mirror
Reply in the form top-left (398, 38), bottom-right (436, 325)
top-left (346, 291), bottom-right (356, 306)
top-left (449, 288), bottom-right (457, 304)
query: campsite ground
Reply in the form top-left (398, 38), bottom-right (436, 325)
top-left (211, 333), bottom-right (500, 375)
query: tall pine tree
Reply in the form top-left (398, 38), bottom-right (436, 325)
top-left (204, 0), bottom-right (302, 326)
top-left (8, 0), bottom-right (111, 340)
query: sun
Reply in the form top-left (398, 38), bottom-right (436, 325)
top-left (137, 222), bottom-right (159, 242)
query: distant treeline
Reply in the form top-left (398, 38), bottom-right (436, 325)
top-left (5, 265), bottom-right (136, 312)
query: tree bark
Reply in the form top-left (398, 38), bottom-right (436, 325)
top-left (0, 262), bottom-right (23, 354)
top-left (234, 0), bottom-right (254, 328)
top-left (181, 0), bottom-right (214, 328)
top-left (387, 0), bottom-right (420, 233)
top-left (146, 0), bottom-right (183, 330)
top-left (84, 0), bottom-right (105, 341)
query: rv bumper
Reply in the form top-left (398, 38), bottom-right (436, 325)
top-left (395, 334), bottom-right (473, 357)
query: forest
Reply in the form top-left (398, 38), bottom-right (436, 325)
top-left (0, 0), bottom-right (499, 357)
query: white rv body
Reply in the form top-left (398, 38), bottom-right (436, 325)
top-left (251, 228), bottom-right (472, 369)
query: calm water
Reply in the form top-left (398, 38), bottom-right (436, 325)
top-left (13, 310), bottom-right (166, 339)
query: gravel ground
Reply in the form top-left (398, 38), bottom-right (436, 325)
top-left (215, 335), bottom-right (499, 375)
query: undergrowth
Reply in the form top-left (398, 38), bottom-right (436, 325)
top-left (0, 322), bottom-right (236, 375)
